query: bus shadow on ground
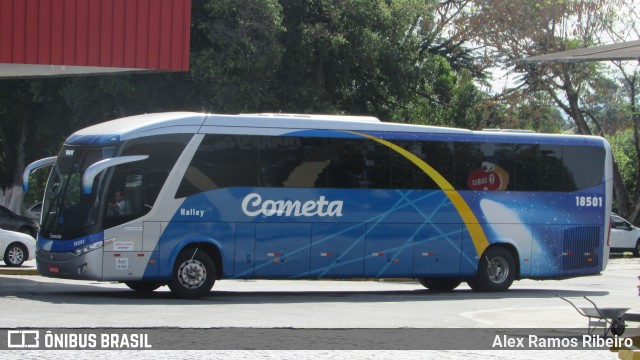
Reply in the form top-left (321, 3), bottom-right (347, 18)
top-left (0, 276), bottom-right (608, 305)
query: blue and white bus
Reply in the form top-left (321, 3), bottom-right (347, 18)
top-left (24, 112), bottom-right (613, 298)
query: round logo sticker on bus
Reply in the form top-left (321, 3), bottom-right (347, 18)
top-left (467, 162), bottom-right (510, 191)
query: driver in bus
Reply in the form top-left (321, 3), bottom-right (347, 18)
top-left (107, 190), bottom-right (131, 216)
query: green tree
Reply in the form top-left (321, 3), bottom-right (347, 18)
top-left (276, 0), bottom-right (485, 126)
top-left (464, 0), bottom-right (640, 219)
top-left (190, 0), bottom-right (285, 112)
top-left (610, 129), bottom-right (638, 199)
top-left (8, 0), bottom-right (492, 212)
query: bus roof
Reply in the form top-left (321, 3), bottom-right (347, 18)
top-left (65, 111), bottom-right (607, 146)
top-left (67, 112), bottom-right (469, 144)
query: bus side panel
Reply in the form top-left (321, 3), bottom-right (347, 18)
top-left (531, 225), bottom-right (563, 277)
top-left (310, 223), bottom-right (366, 278)
top-left (412, 224), bottom-right (462, 276)
top-left (102, 222), bottom-right (151, 281)
top-left (157, 221), bottom-right (236, 280)
top-left (470, 190), bottom-right (606, 278)
top-left (103, 251), bottom-right (158, 280)
top-left (460, 227), bottom-right (480, 277)
top-left (253, 223), bottom-right (311, 278)
top-left (233, 223), bottom-right (255, 279)
top-left (531, 224), bottom-right (603, 278)
top-left (364, 224), bottom-right (415, 277)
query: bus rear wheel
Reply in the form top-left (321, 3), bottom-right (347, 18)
top-left (418, 278), bottom-right (462, 291)
top-left (168, 248), bottom-right (216, 299)
top-left (467, 246), bottom-right (516, 292)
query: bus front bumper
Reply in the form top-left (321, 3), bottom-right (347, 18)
top-left (36, 248), bottom-right (104, 280)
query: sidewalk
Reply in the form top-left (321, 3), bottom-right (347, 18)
top-left (0, 259), bottom-right (38, 275)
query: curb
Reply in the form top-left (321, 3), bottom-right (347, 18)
top-left (0, 267), bottom-right (39, 275)
top-left (0, 260), bottom-right (39, 275)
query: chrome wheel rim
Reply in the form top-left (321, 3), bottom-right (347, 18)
top-left (487, 256), bottom-right (509, 284)
top-left (177, 259), bottom-right (207, 289)
top-left (7, 246), bottom-right (24, 265)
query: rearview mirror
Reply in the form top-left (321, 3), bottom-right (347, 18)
top-left (23, 156), bottom-right (57, 192)
top-left (82, 155), bottom-right (148, 194)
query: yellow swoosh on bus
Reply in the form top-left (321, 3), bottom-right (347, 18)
top-left (348, 131), bottom-right (490, 258)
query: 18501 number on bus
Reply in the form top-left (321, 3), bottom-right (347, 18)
top-left (576, 196), bottom-right (603, 207)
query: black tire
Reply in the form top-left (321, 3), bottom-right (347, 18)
top-left (418, 278), bottom-right (462, 291)
top-left (124, 281), bottom-right (163, 293)
top-left (610, 318), bottom-right (626, 336)
top-left (633, 240), bottom-right (640, 257)
top-left (168, 248), bottom-right (216, 299)
top-left (467, 246), bottom-right (516, 292)
top-left (4, 243), bottom-right (27, 267)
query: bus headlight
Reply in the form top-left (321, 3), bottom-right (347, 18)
top-left (72, 241), bottom-right (104, 256)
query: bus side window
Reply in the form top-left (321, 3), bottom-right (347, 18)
top-left (144, 171), bottom-right (169, 209)
top-left (454, 142), bottom-right (514, 191)
top-left (259, 137), bottom-right (307, 187)
top-left (562, 146), bottom-right (605, 190)
top-left (176, 135), bottom-right (259, 198)
top-left (278, 137), bottom-right (328, 188)
top-left (325, 138), bottom-right (370, 188)
top-left (104, 172), bottom-right (144, 227)
top-left (393, 140), bottom-right (453, 189)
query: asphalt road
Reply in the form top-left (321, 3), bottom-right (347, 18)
top-left (0, 256), bottom-right (637, 359)
top-left (0, 256), bottom-right (638, 329)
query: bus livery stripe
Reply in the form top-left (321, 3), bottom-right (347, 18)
top-left (348, 131), bottom-right (490, 257)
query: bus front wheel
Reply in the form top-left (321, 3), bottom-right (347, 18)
top-left (168, 248), bottom-right (216, 299)
top-left (418, 278), bottom-right (462, 291)
top-left (467, 246), bottom-right (516, 292)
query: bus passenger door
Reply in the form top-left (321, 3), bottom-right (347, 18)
top-left (102, 172), bottom-right (156, 280)
top-left (253, 223), bottom-right (311, 278)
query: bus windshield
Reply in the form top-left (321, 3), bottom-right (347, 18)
top-left (41, 145), bottom-right (118, 239)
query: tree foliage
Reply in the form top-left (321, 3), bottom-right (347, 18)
top-left (3, 0), bottom-right (492, 213)
top-left (11, 0), bottom-right (639, 218)
top-left (461, 0), bottom-right (640, 221)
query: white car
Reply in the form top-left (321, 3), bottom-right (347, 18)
top-left (0, 228), bottom-right (36, 267)
top-left (610, 214), bottom-right (640, 256)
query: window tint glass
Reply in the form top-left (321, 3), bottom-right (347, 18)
top-left (106, 134), bottom-right (191, 226)
top-left (176, 134), bottom-right (605, 195)
top-left (455, 142), bottom-right (514, 191)
top-left (563, 145), bottom-right (604, 190)
top-left (537, 145), bottom-right (569, 191)
top-left (176, 135), bottom-right (259, 198)
top-left (282, 137), bottom-right (329, 188)
top-left (325, 138), bottom-right (372, 188)
top-left (260, 137), bottom-right (328, 188)
top-left (393, 140), bottom-right (454, 189)
top-left (513, 144), bottom-right (604, 192)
